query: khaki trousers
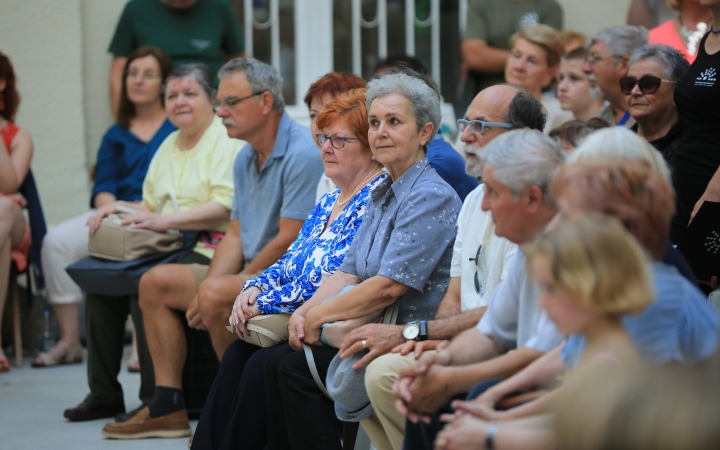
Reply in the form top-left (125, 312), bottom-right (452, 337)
top-left (362, 351), bottom-right (437, 450)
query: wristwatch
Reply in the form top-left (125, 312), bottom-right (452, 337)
top-left (402, 320), bottom-right (428, 341)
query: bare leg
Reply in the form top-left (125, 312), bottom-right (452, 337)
top-left (197, 275), bottom-right (246, 360)
top-left (139, 264), bottom-right (198, 389)
top-left (53, 303), bottom-right (81, 346)
top-left (0, 198), bottom-right (27, 364)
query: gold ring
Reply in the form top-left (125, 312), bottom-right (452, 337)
top-left (362, 340), bottom-right (367, 349)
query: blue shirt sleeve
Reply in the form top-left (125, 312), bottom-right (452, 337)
top-left (426, 135), bottom-right (479, 202)
top-left (376, 186), bottom-right (459, 291)
top-left (91, 126), bottom-right (123, 207)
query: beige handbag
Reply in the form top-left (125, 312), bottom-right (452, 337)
top-left (244, 313), bottom-right (291, 347)
top-left (88, 195), bottom-right (183, 261)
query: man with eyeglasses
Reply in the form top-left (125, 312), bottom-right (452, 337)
top-left (583, 26), bottom-right (648, 127)
top-left (362, 84), bottom-right (545, 450)
top-left (395, 129), bottom-right (566, 450)
top-left (108, 58), bottom-right (323, 438)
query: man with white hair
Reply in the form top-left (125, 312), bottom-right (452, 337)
top-left (100, 57), bottom-right (324, 439)
top-left (395, 129), bottom-right (566, 450)
top-left (361, 85), bottom-right (546, 450)
top-left (583, 25), bottom-right (648, 126)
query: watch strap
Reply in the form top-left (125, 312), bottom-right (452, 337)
top-left (418, 320), bottom-right (428, 341)
top-left (485, 424), bottom-right (498, 450)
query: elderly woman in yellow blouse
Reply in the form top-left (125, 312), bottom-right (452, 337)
top-left (64, 64), bottom-right (241, 423)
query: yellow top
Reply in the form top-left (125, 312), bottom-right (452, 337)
top-left (142, 115), bottom-right (242, 259)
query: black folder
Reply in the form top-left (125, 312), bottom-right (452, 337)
top-left (677, 201), bottom-right (720, 281)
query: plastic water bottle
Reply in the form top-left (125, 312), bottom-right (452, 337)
top-left (40, 306), bottom-right (54, 352)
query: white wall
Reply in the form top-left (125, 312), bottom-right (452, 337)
top-left (0, 0), bottom-right (89, 225)
top-left (2, 0), bottom-right (633, 226)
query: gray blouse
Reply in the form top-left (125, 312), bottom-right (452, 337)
top-left (339, 157), bottom-right (461, 323)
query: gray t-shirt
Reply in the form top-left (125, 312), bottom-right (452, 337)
top-left (231, 111), bottom-right (324, 261)
top-left (476, 250), bottom-right (563, 352)
top-left (339, 158), bottom-right (462, 323)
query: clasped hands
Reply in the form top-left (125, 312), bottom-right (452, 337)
top-left (228, 286), bottom-right (262, 338)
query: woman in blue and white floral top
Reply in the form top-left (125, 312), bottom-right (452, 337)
top-left (192, 88), bottom-right (386, 450)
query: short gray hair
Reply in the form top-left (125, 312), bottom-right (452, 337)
top-left (218, 57), bottom-right (285, 111)
top-left (366, 71), bottom-right (441, 137)
top-left (569, 127), bottom-right (671, 182)
top-left (165, 64), bottom-right (216, 99)
top-left (629, 44), bottom-right (690, 82)
top-left (483, 129), bottom-right (566, 202)
top-left (586, 26), bottom-right (648, 60)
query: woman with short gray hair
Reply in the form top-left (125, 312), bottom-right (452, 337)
top-left (622, 44), bottom-right (689, 163)
top-left (263, 70), bottom-right (462, 450)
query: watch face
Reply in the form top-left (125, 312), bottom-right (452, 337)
top-left (403, 324), bottom-right (420, 340)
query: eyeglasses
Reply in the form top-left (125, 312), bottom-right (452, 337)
top-left (213, 91), bottom-right (267, 111)
top-left (457, 119), bottom-right (514, 135)
top-left (125, 70), bottom-right (161, 81)
top-left (315, 133), bottom-right (362, 149)
top-left (586, 52), bottom-right (622, 65)
top-left (469, 244), bottom-right (485, 295)
top-left (619, 75), bottom-right (677, 95)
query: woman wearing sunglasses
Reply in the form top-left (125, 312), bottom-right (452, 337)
top-left (623, 45), bottom-right (690, 163)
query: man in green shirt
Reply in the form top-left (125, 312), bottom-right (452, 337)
top-left (460, 0), bottom-right (562, 114)
top-left (108, 0), bottom-right (245, 117)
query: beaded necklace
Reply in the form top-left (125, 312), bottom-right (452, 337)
top-left (336, 170), bottom-right (384, 206)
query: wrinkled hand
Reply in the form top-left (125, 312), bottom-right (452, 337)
top-left (288, 312), bottom-right (306, 351)
top-left (405, 364), bottom-right (455, 416)
top-left (185, 295), bottom-right (206, 330)
top-left (435, 415), bottom-right (493, 450)
top-left (231, 287), bottom-right (262, 330)
top-left (391, 339), bottom-right (450, 359)
top-left (339, 323), bottom-right (404, 369)
top-left (120, 210), bottom-right (169, 232)
top-left (86, 204), bottom-right (118, 233)
top-left (393, 351), bottom-right (453, 422)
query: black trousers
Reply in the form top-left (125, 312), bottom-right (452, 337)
top-left (403, 379), bottom-right (503, 450)
top-left (192, 339), bottom-right (277, 450)
top-left (265, 343), bottom-right (344, 450)
top-left (83, 251), bottom-right (209, 408)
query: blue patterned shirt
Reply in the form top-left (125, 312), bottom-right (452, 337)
top-left (339, 157), bottom-right (462, 323)
top-left (246, 174), bottom-right (387, 314)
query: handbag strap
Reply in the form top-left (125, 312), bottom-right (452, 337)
top-left (303, 343), bottom-right (332, 399)
top-left (246, 323), bottom-right (283, 343)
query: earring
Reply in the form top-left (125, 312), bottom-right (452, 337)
top-left (371, 155), bottom-right (376, 161)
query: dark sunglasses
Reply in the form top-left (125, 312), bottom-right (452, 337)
top-left (619, 75), bottom-right (677, 95)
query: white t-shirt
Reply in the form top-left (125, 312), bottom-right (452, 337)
top-left (450, 186), bottom-right (518, 312)
top-left (541, 96), bottom-right (574, 134)
top-left (316, 174), bottom-right (337, 203)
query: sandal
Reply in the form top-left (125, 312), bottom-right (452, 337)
top-left (0, 357), bottom-right (9, 373)
top-left (31, 341), bottom-right (83, 367)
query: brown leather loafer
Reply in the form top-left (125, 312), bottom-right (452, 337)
top-left (101, 407), bottom-right (191, 439)
top-left (114, 404), bottom-right (144, 423)
top-left (64, 401), bottom-right (125, 422)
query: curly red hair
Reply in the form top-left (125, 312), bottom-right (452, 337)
top-left (304, 72), bottom-right (366, 109)
top-left (0, 52), bottom-right (20, 122)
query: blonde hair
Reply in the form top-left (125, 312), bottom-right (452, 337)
top-left (568, 127), bottom-right (671, 182)
top-left (559, 30), bottom-right (587, 48)
top-left (527, 214), bottom-right (653, 315)
top-left (511, 24), bottom-right (565, 67)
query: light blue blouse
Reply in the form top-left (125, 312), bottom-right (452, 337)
top-left (246, 174), bottom-right (387, 314)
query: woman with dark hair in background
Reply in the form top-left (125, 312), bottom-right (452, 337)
top-left (37, 47), bottom-right (175, 370)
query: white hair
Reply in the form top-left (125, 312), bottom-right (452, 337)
top-left (569, 127), bottom-right (671, 182)
top-left (482, 129), bottom-right (566, 202)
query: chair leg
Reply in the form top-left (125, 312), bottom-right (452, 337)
top-left (11, 273), bottom-right (22, 367)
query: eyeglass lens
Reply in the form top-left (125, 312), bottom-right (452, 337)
top-left (620, 76), bottom-right (662, 95)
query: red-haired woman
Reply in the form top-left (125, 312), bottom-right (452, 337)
top-left (0, 52), bottom-right (33, 372)
top-left (190, 89), bottom-right (385, 450)
top-left (304, 72), bottom-right (367, 201)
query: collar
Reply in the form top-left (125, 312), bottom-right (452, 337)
top-left (371, 157), bottom-right (431, 204)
